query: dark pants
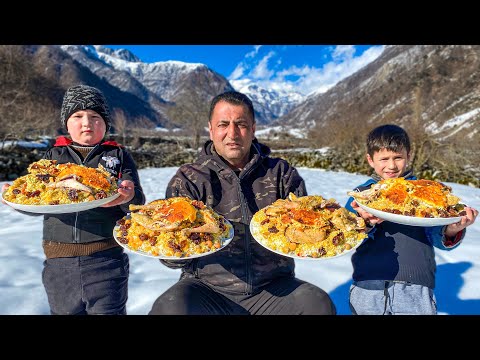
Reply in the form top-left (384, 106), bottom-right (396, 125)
top-left (149, 276), bottom-right (336, 315)
top-left (42, 247), bottom-right (129, 315)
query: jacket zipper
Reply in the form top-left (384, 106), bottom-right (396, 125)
top-left (192, 259), bottom-right (199, 278)
top-left (236, 177), bottom-right (251, 295)
top-left (237, 162), bottom-right (260, 296)
top-left (69, 148), bottom-right (83, 243)
top-left (238, 158), bottom-right (262, 295)
top-left (213, 155), bottom-right (261, 295)
top-left (73, 213), bottom-right (79, 242)
top-left (68, 145), bottom-right (99, 243)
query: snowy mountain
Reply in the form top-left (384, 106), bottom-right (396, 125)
top-left (60, 45), bottom-right (300, 126)
top-left (278, 45), bottom-right (480, 142)
top-left (59, 45), bottom-right (157, 103)
top-left (60, 45), bottom-right (233, 127)
top-left (93, 45), bottom-right (142, 63)
top-left (92, 45), bottom-right (232, 103)
top-left (7, 44), bottom-right (479, 141)
top-left (230, 79), bottom-right (304, 125)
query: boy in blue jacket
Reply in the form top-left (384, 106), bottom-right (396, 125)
top-left (345, 124), bottom-right (478, 315)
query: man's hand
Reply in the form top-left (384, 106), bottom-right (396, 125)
top-left (445, 206), bottom-right (478, 238)
top-left (350, 200), bottom-right (384, 226)
top-left (101, 180), bottom-right (135, 208)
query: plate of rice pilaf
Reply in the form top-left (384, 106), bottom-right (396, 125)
top-left (250, 193), bottom-right (368, 260)
top-left (3, 192), bottom-right (120, 214)
top-left (2, 159), bottom-right (120, 214)
top-left (355, 202), bottom-right (463, 227)
top-left (114, 197), bottom-right (234, 259)
top-left (348, 177), bottom-right (466, 227)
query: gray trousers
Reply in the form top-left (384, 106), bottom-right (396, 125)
top-left (149, 276), bottom-right (336, 315)
top-left (42, 246), bottom-right (129, 315)
top-left (349, 280), bottom-right (437, 315)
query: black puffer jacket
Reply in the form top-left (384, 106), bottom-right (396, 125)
top-left (41, 137), bottom-right (145, 243)
top-left (161, 140), bottom-right (307, 295)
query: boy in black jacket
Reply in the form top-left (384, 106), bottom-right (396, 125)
top-left (2, 85), bottom-right (145, 315)
top-left (345, 124), bottom-right (477, 314)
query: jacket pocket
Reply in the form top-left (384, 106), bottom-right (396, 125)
top-left (349, 283), bottom-right (358, 315)
top-left (429, 289), bottom-right (438, 313)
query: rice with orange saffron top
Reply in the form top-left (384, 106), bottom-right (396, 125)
top-left (114, 197), bottom-right (233, 258)
top-left (250, 193), bottom-right (367, 259)
top-left (348, 177), bottom-right (465, 218)
top-left (3, 159), bottom-right (118, 205)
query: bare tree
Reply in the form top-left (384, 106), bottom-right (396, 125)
top-left (166, 89), bottom-right (209, 149)
top-left (0, 46), bottom-right (30, 146)
top-left (0, 45), bottom-right (57, 147)
top-left (112, 108), bottom-right (128, 146)
top-left (129, 115), bottom-right (157, 148)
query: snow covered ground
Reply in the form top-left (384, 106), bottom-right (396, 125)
top-left (1, 167), bottom-right (479, 315)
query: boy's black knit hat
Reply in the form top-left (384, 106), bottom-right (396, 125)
top-left (60, 85), bottom-right (111, 131)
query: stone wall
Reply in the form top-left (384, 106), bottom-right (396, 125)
top-left (1, 138), bottom-right (478, 188)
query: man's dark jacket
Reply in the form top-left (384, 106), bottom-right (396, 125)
top-left (161, 139), bottom-right (307, 295)
top-left (40, 136), bottom-right (145, 243)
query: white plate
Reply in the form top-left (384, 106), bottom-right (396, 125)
top-left (2, 192), bottom-right (120, 214)
top-left (114, 216), bottom-right (235, 260)
top-left (249, 221), bottom-right (365, 261)
top-left (355, 201), bottom-right (463, 227)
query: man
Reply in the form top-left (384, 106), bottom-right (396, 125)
top-left (149, 91), bottom-right (335, 315)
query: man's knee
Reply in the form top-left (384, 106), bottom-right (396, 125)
top-left (297, 284), bottom-right (336, 315)
top-left (149, 295), bottom-right (175, 315)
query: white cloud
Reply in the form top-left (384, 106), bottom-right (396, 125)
top-left (229, 63), bottom-right (245, 80)
top-left (231, 45), bottom-right (386, 96)
top-left (246, 45), bottom-right (262, 58)
top-left (332, 45), bottom-right (356, 60)
top-left (250, 51), bottom-right (275, 80)
top-left (229, 45), bottom-right (263, 80)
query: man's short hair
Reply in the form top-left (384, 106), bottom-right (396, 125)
top-left (366, 124), bottom-right (411, 157)
top-left (208, 91), bottom-right (255, 123)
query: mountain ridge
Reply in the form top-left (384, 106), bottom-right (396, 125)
top-left (1, 44), bottom-right (479, 186)
top-left (277, 45), bottom-right (480, 144)
top-left (3, 44), bottom-right (480, 145)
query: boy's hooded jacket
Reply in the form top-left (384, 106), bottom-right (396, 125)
top-left (41, 137), bottom-right (145, 243)
top-left (161, 139), bottom-right (306, 295)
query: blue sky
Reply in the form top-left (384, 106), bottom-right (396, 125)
top-left (105, 45), bottom-right (385, 95)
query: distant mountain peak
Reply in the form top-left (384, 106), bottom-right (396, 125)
top-left (230, 79), bottom-right (304, 124)
top-left (94, 45), bottom-right (142, 62)
top-left (60, 45), bottom-right (99, 58)
top-left (148, 60), bottom-right (207, 73)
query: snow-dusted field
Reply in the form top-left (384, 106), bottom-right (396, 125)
top-left (1, 167), bottom-right (479, 315)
